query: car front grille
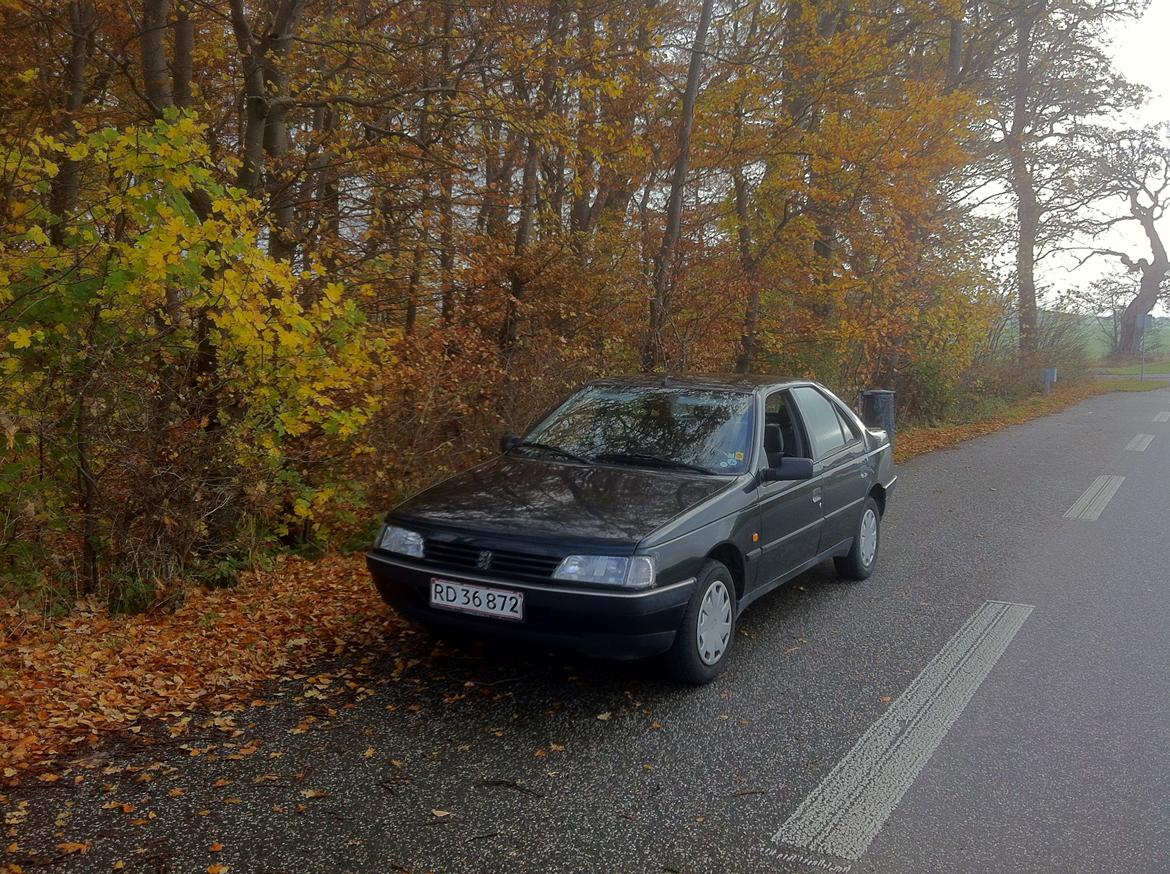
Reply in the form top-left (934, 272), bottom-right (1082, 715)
top-left (423, 538), bottom-right (561, 580)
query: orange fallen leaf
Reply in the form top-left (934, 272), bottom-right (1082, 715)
top-left (208, 865), bottom-right (229, 874)
top-left (300, 789), bottom-right (327, 799)
top-left (209, 842), bottom-right (224, 852)
top-left (58, 842), bottom-right (91, 855)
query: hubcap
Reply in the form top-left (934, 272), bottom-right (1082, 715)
top-left (696, 579), bottom-right (733, 666)
top-left (860, 508), bottom-right (879, 567)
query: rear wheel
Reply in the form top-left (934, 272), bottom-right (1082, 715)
top-left (663, 560), bottom-right (737, 684)
top-left (834, 496), bottom-right (881, 580)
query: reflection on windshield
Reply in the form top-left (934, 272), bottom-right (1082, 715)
top-left (521, 385), bottom-right (755, 474)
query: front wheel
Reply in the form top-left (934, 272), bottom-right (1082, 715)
top-left (663, 560), bottom-right (737, 684)
top-left (834, 496), bottom-right (881, 581)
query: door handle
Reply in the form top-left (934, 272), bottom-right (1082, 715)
top-left (812, 488), bottom-right (823, 504)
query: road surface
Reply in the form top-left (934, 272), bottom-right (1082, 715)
top-left (8, 387), bottom-right (1170, 873)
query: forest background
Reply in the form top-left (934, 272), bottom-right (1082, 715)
top-left (2, 0), bottom-right (1169, 614)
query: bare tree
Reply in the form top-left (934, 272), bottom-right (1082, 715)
top-left (1078, 126), bottom-right (1170, 355)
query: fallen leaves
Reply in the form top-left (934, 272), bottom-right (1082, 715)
top-left (895, 381), bottom-right (1118, 464)
top-left (56, 842), bottom-right (90, 855)
top-left (0, 556), bottom-right (408, 781)
top-left (431, 809), bottom-right (451, 818)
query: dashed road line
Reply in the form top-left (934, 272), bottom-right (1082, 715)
top-left (1124, 434), bottom-right (1155, 452)
top-left (772, 600), bottom-right (1034, 863)
top-left (1063, 475), bottom-right (1125, 520)
top-left (1155, 412), bottom-right (1170, 422)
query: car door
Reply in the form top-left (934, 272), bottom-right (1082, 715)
top-left (754, 390), bottom-right (823, 587)
top-left (790, 386), bottom-right (869, 551)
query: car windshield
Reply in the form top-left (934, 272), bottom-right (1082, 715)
top-left (519, 385), bottom-right (755, 474)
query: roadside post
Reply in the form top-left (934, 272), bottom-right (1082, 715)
top-left (1043, 367), bottom-right (1058, 395)
top-left (1138, 313), bottom-right (1154, 381)
top-left (859, 389), bottom-right (896, 451)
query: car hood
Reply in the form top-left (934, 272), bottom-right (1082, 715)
top-left (392, 456), bottom-right (731, 543)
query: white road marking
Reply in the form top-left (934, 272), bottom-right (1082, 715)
top-left (1155, 412), bottom-right (1170, 422)
top-left (1124, 434), bottom-right (1155, 452)
top-left (772, 601), bottom-right (1034, 863)
top-left (1063, 475), bottom-right (1125, 520)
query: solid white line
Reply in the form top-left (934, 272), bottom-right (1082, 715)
top-left (1124, 434), bottom-right (1155, 452)
top-left (772, 601), bottom-right (1033, 862)
top-left (1155, 412), bottom-right (1170, 423)
top-left (1080, 475), bottom-right (1124, 520)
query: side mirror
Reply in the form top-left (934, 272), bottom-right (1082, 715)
top-left (499, 433), bottom-right (520, 453)
top-left (759, 457), bottom-right (814, 482)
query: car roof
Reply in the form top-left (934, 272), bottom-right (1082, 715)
top-left (586, 374), bottom-right (811, 393)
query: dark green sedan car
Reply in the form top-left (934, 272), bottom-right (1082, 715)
top-left (367, 375), bottom-right (896, 683)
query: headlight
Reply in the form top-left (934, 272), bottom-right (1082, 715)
top-left (378, 525), bottom-right (424, 558)
top-left (553, 554), bottom-right (655, 589)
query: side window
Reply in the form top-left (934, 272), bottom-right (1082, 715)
top-left (835, 405), bottom-right (861, 442)
top-left (763, 391), bottom-right (808, 461)
top-left (791, 386), bottom-right (847, 459)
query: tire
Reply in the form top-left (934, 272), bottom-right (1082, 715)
top-left (663, 560), bottom-right (737, 684)
top-left (834, 496), bottom-right (881, 581)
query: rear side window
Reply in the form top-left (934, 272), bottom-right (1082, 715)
top-left (835, 405), bottom-right (861, 442)
top-left (791, 387), bottom-right (847, 459)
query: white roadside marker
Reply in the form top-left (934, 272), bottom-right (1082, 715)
top-left (772, 600), bottom-right (1033, 863)
top-left (1063, 475), bottom-right (1125, 520)
top-left (1154, 412), bottom-right (1170, 422)
top-left (1124, 434), bottom-right (1155, 452)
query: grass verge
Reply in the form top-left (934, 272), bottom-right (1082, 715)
top-left (1096, 362), bottom-right (1170, 376)
top-left (895, 379), bottom-right (1165, 463)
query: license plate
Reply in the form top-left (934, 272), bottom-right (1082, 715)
top-left (429, 578), bottom-right (524, 621)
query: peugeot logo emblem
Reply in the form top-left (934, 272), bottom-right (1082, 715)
top-left (476, 550), bottom-right (493, 570)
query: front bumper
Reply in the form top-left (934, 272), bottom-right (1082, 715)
top-left (366, 551), bottom-right (694, 659)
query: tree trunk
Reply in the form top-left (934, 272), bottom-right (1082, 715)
top-left (733, 171), bottom-right (760, 374)
top-left (643, 0), bottom-right (715, 371)
top-left (500, 0), bottom-right (564, 348)
top-left (1119, 198), bottom-right (1169, 354)
top-left (1009, 0), bottom-right (1039, 362)
top-left (173, 0), bottom-right (194, 108)
top-left (48, 0), bottom-right (95, 246)
top-left (141, 0), bottom-right (173, 113)
top-left (261, 0), bottom-right (304, 262)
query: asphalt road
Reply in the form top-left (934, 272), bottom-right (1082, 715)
top-left (9, 387), bottom-right (1170, 873)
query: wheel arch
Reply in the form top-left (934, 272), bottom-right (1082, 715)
top-left (705, 542), bottom-right (745, 602)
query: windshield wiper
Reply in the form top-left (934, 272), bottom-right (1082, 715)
top-left (594, 452), bottom-right (714, 475)
top-left (511, 441), bottom-right (593, 465)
